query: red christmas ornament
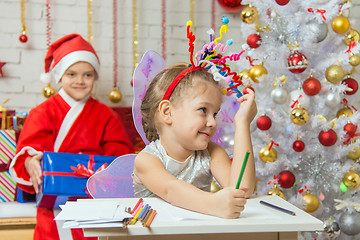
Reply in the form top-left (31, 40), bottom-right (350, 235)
top-left (243, 86), bottom-right (255, 95)
top-left (342, 77), bottom-right (358, 95)
top-left (287, 51), bottom-right (308, 74)
top-left (303, 76), bottom-right (321, 96)
top-left (318, 129), bottom-right (337, 146)
top-left (217, 0), bottom-right (244, 12)
top-left (344, 123), bottom-right (358, 135)
top-left (277, 170), bottom-right (295, 188)
top-left (247, 33), bottom-right (262, 49)
top-left (19, 34), bottom-right (28, 43)
top-left (275, 0), bottom-right (290, 5)
top-left (293, 140), bottom-right (305, 152)
top-left (256, 115), bottom-right (272, 131)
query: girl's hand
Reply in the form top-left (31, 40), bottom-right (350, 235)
top-left (234, 89), bottom-right (257, 126)
top-left (210, 187), bottom-right (247, 219)
top-left (24, 154), bottom-right (43, 194)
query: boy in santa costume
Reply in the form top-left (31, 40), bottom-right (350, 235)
top-left (9, 33), bottom-right (134, 240)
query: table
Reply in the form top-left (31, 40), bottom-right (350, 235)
top-left (0, 202), bottom-right (37, 240)
top-left (79, 195), bottom-right (323, 240)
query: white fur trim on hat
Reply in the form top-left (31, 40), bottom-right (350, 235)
top-left (51, 51), bottom-right (100, 84)
top-left (40, 72), bottom-right (54, 84)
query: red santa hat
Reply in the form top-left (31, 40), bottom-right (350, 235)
top-left (40, 33), bottom-right (100, 84)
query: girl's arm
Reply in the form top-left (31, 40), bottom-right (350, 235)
top-left (210, 90), bottom-right (257, 198)
top-left (134, 152), bottom-right (246, 219)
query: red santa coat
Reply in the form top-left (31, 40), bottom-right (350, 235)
top-left (9, 90), bottom-right (134, 240)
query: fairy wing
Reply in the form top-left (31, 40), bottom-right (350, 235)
top-left (132, 50), bottom-right (167, 145)
top-left (86, 154), bottom-right (136, 198)
top-left (212, 95), bottom-right (240, 157)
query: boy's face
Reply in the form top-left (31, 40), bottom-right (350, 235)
top-left (60, 62), bottom-right (96, 101)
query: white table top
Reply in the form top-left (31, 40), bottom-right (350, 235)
top-left (0, 202), bottom-right (37, 218)
top-left (76, 195), bottom-right (323, 238)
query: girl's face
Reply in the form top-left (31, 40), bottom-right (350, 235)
top-left (60, 62), bottom-right (96, 101)
top-left (171, 78), bottom-right (222, 151)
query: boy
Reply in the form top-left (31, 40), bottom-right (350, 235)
top-left (10, 33), bottom-right (134, 240)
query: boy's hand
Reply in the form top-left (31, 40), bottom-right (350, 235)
top-left (24, 154), bottom-right (43, 194)
top-left (210, 187), bottom-right (248, 219)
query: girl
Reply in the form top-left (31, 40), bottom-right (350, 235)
top-left (133, 63), bottom-right (257, 219)
top-left (10, 33), bottom-right (134, 240)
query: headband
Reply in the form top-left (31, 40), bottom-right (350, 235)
top-left (162, 66), bottom-right (202, 100)
top-left (162, 17), bottom-right (246, 101)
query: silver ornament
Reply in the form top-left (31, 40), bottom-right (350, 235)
top-left (325, 91), bottom-right (341, 108)
top-left (271, 87), bottom-right (288, 104)
top-left (323, 218), bottom-right (340, 234)
top-left (308, 19), bottom-right (328, 43)
top-left (289, 89), bottom-right (310, 109)
top-left (338, 210), bottom-right (360, 236)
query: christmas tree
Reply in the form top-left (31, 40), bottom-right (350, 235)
top-left (232, 0), bottom-right (360, 239)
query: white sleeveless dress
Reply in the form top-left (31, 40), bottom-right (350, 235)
top-left (133, 139), bottom-right (213, 197)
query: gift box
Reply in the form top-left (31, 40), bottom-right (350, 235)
top-left (0, 109), bottom-right (16, 130)
top-left (0, 129), bottom-right (17, 202)
top-left (37, 152), bottom-right (117, 209)
top-left (6, 114), bottom-right (27, 131)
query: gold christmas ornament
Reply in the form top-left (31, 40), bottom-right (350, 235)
top-left (349, 54), bottom-right (360, 67)
top-left (241, 5), bottom-right (258, 24)
top-left (249, 63), bottom-right (267, 83)
top-left (336, 106), bottom-right (353, 118)
top-left (344, 29), bottom-right (360, 46)
top-left (239, 69), bottom-right (250, 80)
top-left (325, 65), bottom-right (345, 84)
top-left (347, 146), bottom-right (360, 160)
top-left (291, 106), bottom-right (309, 125)
top-left (343, 169), bottom-right (360, 189)
top-left (210, 181), bottom-right (221, 193)
top-left (267, 185), bottom-right (285, 199)
top-left (331, 15), bottom-right (350, 34)
top-left (302, 190), bottom-right (320, 213)
top-left (108, 87), bottom-right (122, 103)
top-left (259, 145), bottom-right (277, 163)
top-left (42, 84), bottom-right (56, 98)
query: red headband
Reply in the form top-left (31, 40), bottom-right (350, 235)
top-left (162, 66), bottom-right (202, 100)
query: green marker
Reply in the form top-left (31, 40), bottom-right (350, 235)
top-left (236, 151), bottom-right (250, 189)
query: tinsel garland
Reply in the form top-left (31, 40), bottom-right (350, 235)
top-left (161, 0), bottom-right (166, 60)
top-left (113, 0), bottom-right (118, 89)
top-left (133, 0), bottom-right (138, 70)
top-left (87, 0), bottom-right (93, 44)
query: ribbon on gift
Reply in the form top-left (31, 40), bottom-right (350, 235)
top-left (70, 155), bottom-right (108, 178)
top-left (334, 199), bottom-right (360, 212)
top-left (43, 155), bottom-right (108, 178)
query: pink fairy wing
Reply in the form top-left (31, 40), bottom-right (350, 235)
top-left (86, 154), bottom-right (136, 198)
top-left (212, 96), bottom-right (240, 157)
top-left (132, 50), bottom-right (167, 145)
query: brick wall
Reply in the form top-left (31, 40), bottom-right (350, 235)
top-left (0, 0), bottom-right (359, 112)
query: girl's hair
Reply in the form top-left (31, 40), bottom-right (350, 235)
top-left (141, 63), bottom-right (220, 142)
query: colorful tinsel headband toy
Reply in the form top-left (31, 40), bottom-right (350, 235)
top-left (163, 16), bottom-right (246, 100)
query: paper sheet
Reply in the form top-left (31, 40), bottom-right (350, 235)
top-left (144, 198), bottom-right (282, 221)
top-left (55, 201), bottom-right (132, 221)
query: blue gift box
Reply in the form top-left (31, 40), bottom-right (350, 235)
top-left (36, 152), bottom-right (117, 209)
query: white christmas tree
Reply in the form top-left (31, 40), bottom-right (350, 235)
top-left (232, 0), bottom-right (360, 239)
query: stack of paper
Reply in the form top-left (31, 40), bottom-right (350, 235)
top-left (55, 200), bottom-right (133, 229)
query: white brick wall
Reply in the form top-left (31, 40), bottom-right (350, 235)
top-left (0, 0), bottom-right (359, 112)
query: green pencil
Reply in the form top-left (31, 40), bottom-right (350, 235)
top-left (235, 151), bottom-right (250, 189)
